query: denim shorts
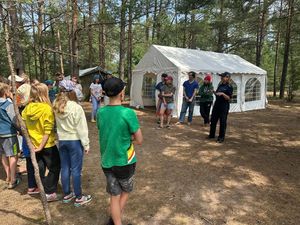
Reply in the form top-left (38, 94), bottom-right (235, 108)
top-left (102, 163), bottom-right (136, 196)
top-left (161, 102), bottom-right (175, 110)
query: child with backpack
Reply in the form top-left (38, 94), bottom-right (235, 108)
top-left (0, 83), bottom-right (21, 189)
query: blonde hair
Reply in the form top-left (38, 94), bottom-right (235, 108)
top-left (30, 83), bottom-right (51, 105)
top-left (0, 83), bottom-right (10, 97)
top-left (53, 92), bottom-right (69, 114)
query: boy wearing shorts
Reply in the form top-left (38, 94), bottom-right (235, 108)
top-left (159, 76), bottom-right (176, 129)
top-left (0, 83), bottom-right (20, 189)
top-left (97, 77), bottom-right (143, 225)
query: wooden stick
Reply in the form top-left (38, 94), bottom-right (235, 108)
top-left (1, 4), bottom-right (53, 225)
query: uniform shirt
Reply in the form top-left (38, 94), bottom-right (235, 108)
top-left (161, 84), bottom-right (176, 103)
top-left (183, 80), bottom-right (199, 98)
top-left (155, 82), bottom-right (165, 93)
top-left (97, 105), bottom-right (140, 168)
top-left (215, 83), bottom-right (233, 105)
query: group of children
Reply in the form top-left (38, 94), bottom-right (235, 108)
top-left (0, 73), bottom-right (143, 225)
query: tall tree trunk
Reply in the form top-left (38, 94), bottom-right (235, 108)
top-left (31, 3), bottom-right (38, 78)
top-left (127, 0), bottom-right (133, 90)
top-left (88, 0), bottom-right (93, 67)
top-left (8, 2), bottom-right (24, 75)
top-left (279, 0), bottom-right (294, 99)
top-left (98, 0), bottom-right (106, 68)
top-left (273, 0), bottom-right (283, 97)
top-left (50, 18), bottom-right (57, 75)
top-left (37, 0), bottom-right (45, 80)
top-left (182, 10), bottom-right (188, 48)
top-left (118, 0), bottom-right (126, 80)
top-left (152, 0), bottom-right (158, 42)
top-left (66, 0), bottom-right (73, 74)
top-left (189, 6), bottom-right (196, 49)
top-left (1, 4), bottom-right (53, 224)
top-left (72, 0), bottom-right (79, 76)
top-left (255, 0), bottom-right (268, 67)
top-left (145, 0), bottom-right (150, 42)
top-left (57, 28), bottom-right (64, 74)
top-left (216, 0), bottom-right (225, 52)
top-left (287, 45), bottom-right (296, 101)
top-left (156, 0), bottom-right (163, 43)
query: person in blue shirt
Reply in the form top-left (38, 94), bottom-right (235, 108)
top-left (176, 71), bottom-right (199, 125)
top-left (209, 72), bottom-right (233, 143)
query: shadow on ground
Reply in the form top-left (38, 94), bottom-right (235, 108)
top-left (0, 100), bottom-right (299, 225)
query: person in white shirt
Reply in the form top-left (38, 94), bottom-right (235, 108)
top-left (90, 75), bottom-right (102, 122)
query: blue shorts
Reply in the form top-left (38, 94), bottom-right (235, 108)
top-left (161, 103), bottom-right (174, 110)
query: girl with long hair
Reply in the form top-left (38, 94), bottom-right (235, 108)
top-left (53, 92), bottom-right (92, 207)
top-left (22, 83), bottom-right (61, 201)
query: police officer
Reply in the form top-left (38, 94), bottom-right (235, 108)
top-left (209, 72), bottom-right (233, 143)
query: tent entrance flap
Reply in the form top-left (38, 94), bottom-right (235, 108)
top-left (142, 72), bottom-right (156, 106)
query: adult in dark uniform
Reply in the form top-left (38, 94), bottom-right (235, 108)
top-left (209, 72), bottom-right (233, 143)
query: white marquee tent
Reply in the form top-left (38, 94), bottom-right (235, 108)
top-left (130, 45), bottom-right (267, 117)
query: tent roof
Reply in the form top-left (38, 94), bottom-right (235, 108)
top-left (135, 45), bottom-right (267, 75)
top-left (79, 66), bottom-right (108, 77)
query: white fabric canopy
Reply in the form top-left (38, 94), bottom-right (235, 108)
top-left (130, 45), bottom-right (267, 116)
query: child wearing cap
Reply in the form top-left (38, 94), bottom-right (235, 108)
top-left (159, 76), bottom-right (176, 129)
top-left (199, 74), bottom-right (214, 125)
top-left (97, 77), bottom-right (143, 225)
top-left (90, 75), bottom-right (102, 122)
top-left (0, 83), bottom-right (21, 189)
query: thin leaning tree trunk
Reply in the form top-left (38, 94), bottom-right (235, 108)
top-left (2, 6), bottom-right (53, 225)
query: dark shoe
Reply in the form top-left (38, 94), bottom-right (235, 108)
top-left (207, 135), bottom-right (215, 139)
top-left (106, 217), bottom-right (114, 225)
top-left (217, 138), bottom-right (224, 143)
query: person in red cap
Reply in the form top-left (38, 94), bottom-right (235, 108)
top-left (199, 73), bottom-right (214, 125)
top-left (158, 76), bottom-right (176, 129)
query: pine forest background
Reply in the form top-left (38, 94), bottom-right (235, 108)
top-left (0, 0), bottom-right (299, 100)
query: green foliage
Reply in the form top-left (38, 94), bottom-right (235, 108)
top-left (0, 0), bottom-right (299, 98)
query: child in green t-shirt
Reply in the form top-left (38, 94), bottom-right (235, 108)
top-left (97, 77), bottom-right (143, 225)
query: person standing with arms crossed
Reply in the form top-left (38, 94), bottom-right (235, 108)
top-left (199, 74), bottom-right (214, 126)
top-left (176, 71), bottom-right (199, 125)
top-left (209, 72), bottom-right (233, 143)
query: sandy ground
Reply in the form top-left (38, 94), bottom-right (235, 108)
top-left (0, 100), bottom-right (299, 225)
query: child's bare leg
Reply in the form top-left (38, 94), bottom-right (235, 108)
top-left (160, 108), bottom-right (165, 127)
top-left (111, 195), bottom-right (122, 225)
top-left (9, 156), bottom-right (18, 183)
top-left (1, 155), bottom-right (10, 182)
top-left (167, 112), bottom-right (172, 125)
top-left (120, 192), bottom-right (129, 212)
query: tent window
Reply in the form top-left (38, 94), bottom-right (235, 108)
top-left (195, 77), bottom-right (203, 106)
top-left (142, 74), bottom-right (156, 98)
top-left (245, 78), bottom-right (261, 102)
top-left (231, 81), bottom-right (238, 104)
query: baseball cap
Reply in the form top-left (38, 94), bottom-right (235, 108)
top-left (44, 80), bottom-right (54, 86)
top-left (219, 72), bottom-right (231, 77)
top-left (204, 74), bottom-right (212, 82)
top-left (103, 77), bottom-right (125, 97)
top-left (166, 76), bottom-right (173, 81)
top-left (8, 75), bottom-right (24, 82)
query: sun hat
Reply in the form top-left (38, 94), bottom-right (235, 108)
top-left (8, 75), bottom-right (24, 82)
